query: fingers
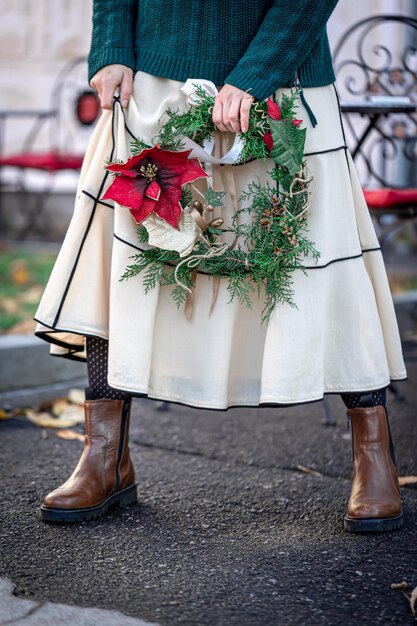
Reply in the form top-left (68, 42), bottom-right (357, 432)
top-left (90, 64), bottom-right (133, 111)
top-left (240, 95), bottom-right (253, 133)
top-left (93, 67), bottom-right (118, 110)
top-left (120, 70), bottom-right (133, 108)
top-left (212, 98), bottom-right (227, 132)
top-left (228, 97), bottom-right (242, 134)
top-left (100, 77), bottom-right (118, 110)
top-left (212, 84), bottom-right (254, 133)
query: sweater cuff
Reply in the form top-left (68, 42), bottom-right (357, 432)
top-left (224, 66), bottom-right (280, 101)
top-left (88, 47), bottom-right (136, 84)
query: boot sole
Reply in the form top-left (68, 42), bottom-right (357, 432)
top-left (344, 510), bottom-right (404, 533)
top-left (40, 483), bottom-right (138, 524)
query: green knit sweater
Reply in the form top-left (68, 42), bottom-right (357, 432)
top-left (88, 0), bottom-right (338, 101)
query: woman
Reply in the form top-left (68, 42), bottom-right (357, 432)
top-left (35, 0), bottom-right (406, 532)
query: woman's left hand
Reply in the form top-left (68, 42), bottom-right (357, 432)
top-left (212, 84), bottom-right (255, 134)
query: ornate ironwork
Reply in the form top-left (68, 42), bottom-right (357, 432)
top-left (333, 15), bottom-right (417, 189)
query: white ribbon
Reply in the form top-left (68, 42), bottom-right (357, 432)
top-left (179, 79), bottom-right (244, 319)
top-left (180, 79), bottom-right (244, 164)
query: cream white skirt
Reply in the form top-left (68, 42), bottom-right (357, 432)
top-left (35, 71), bottom-right (407, 408)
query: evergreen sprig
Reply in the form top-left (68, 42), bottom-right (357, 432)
top-left (159, 85), bottom-right (215, 148)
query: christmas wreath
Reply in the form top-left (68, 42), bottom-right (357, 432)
top-left (103, 80), bottom-right (320, 323)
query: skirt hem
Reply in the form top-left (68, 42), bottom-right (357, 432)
top-left (34, 319), bottom-right (408, 409)
top-left (108, 379), bottom-right (408, 411)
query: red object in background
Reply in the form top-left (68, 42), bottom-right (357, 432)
top-left (363, 187), bottom-right (417, 209)
top-left (0, 92), bottom-right (101, 173)
top-left (103, 145), bottom-right (208, 228)
top-left (76, 91), bottom-right (101, 126)
top-left (0, 89), bottom-right (100, 172)
top-left (0, 152), bottom-right (84, 171)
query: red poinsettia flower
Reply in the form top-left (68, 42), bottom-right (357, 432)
top-left (102, 145), bottom-right (208, 229)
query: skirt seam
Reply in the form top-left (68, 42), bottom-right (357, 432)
top-left (113, 232), bottom-right (382, 273)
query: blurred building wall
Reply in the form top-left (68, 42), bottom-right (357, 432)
top-left (0, 0), bottom-right (93, 206)
top-left (328, 0), bottom-right (413, 44)
top-left (0, 0), bottom-right (92, 113)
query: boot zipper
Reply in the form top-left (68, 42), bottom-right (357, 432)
top-left (115, 399), bottom-right (129, 490)
top-left (293, 70), bottom-right (318, 128)
top-left (346, 411), bottom-right (355, 460)
top-left (346, 411), bottom-right (351, 430)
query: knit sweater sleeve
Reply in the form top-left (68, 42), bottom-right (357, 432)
top-left (87, 0), bottom-right (138, 83)
top-left (224, 0), bottom-right (339, 100)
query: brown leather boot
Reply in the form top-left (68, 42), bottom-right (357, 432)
top-left (344, 405), bottom-right (403, 533)
top-left (40, 397), bottom-right (137, 523)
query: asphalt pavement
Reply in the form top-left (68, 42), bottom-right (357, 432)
top-left (0, 341), bottom-right (416, 626)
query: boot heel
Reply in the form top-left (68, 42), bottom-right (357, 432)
top-left (116, 483), bottom-right (138, 508)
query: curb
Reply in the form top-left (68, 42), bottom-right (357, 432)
top-left (0, 335), bottom-right (87, 409)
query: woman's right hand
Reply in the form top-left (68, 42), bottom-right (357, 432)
top-left (90, 64), bottom-right (133, 110)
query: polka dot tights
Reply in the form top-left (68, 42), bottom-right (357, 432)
top-left (86, 336), bottom-right (129, 400)
top-left (340, 388), bottom-right (386, 409)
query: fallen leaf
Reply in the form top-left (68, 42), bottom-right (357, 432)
top-left (51, 398), bottom-right (70, 417)
top-left (26, 410), bottom-right (55, 427)
top-left (56, 429), bottom-right (84, 442)
top-left (391, 581), bottom-right (417, 619)
top-left (37, 396), bottom-right (65, 412)
top-left (399, 476), bottom-right (417, 487)
top-left (410, 586), bottom-right (417, 617)
top-left (296, 464), bottom-right (323, 477)
top-left (26, 408), bottom-right (84, 429)
top-left (391, 582), bottom-right (408, 591)
top-left (58, 405), bottom-right (85, 424)
top-left (67, 388), bottom-right (85, 405)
